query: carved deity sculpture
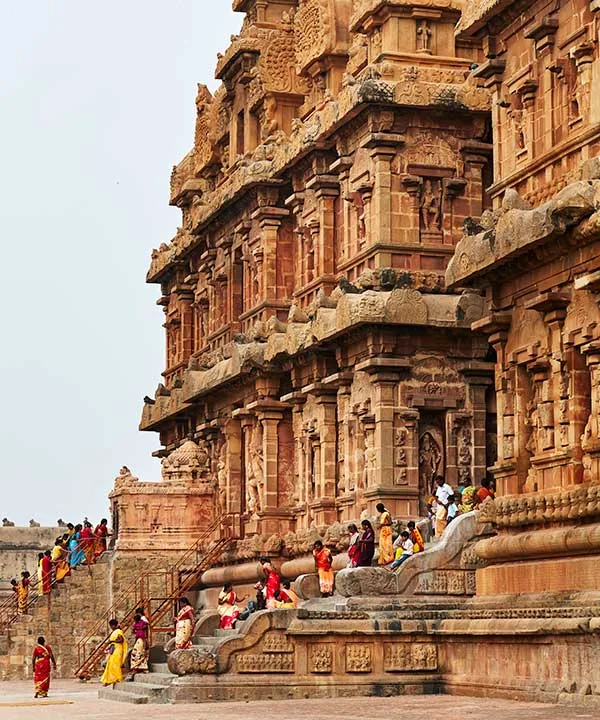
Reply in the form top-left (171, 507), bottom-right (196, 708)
top-left (416, 20), bottom-right (432, 53)
top-left (457, 425), bottom-right (472, 483)
top-left (419, 432), bottom-right (442, 496)
top-left (262, 95), bottom-right (279, 140)
top-left (246, 423), bottom-right (264, 515)
top-left (362, 430), bottom-right (377, 487)
top-left (420, 179), bottom-right (442, 231)
top-left (509, 108), bottom-right (526, 150)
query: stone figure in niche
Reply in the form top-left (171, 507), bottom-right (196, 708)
top-left (246, 424), bottom-right (264, 516)
top-left (420, 179), bottom-right (442, 231)
top-left (457, 426), bottom-right (472, 465)
top-left (362, 430), bottom-right (377, 487)
top-left (419, 432), bottom-right (442, 497)
top-left (416, 20), bottom-right (432, 53)
top-left (509, 108), bottom-right (526, 150)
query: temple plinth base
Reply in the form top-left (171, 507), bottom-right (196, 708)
top-left (476, 555), bottom-right (600, 595)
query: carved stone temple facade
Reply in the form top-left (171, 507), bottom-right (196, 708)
top-left (110, 0), bottom-right (496, 564)
top-left (99, 0), bottom-right (600, 706)
top-left (447, 0), bottom-right (600, 596)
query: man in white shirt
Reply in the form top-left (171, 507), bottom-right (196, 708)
top-left (434, 476), bottom-right (453, 505)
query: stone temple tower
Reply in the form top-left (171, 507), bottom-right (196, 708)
top-left (112, 0), bottom-right (495, 569)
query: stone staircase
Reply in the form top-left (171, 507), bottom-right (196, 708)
top-left (97, 663), bottom-right (176, 705)
top-left (98, 631), bottom-right (231, 704)
top-left (0, 556), bottom-right (111, 680)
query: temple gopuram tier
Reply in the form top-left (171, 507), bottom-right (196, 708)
top-left (112, 0), bottom-right (495, 558)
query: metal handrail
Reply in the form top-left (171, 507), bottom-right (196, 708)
top-left (73, 513), bottom-right (237, 679)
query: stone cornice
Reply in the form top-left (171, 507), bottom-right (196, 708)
top-left (140, 283), bottom-right (487, 431)
top-left (446, 171), bottom-right (600, 288)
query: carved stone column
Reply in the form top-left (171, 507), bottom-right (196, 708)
top-left (461, 365), bottom-right (494, 485)
top-left (251, 203), bottom-right (289, 305)
top-left (473, 313), bottom-right (514, 494)
top-left (364, 133), bottom-right (405, 246)
top-left (330, 157), bottom-right (353, 264)
top-left (306, 383), bottom-right (338, 526)
top-left (306, 173), bottom-right (339, 280)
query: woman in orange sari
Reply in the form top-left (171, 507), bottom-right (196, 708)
top-left (80, 522), bottom-right (95, 565)
top-left (313, 540), bottom-right (334, 597)
top-left (32, 636), bottom-right (56, 698)
top-left (174, 597), bottom-right (194, 649)
top-left (93, 518), bottom-right (110, 559)
top-left (17, 572), bottom-right (30, 615)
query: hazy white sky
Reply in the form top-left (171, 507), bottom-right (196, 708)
top-left (0, 2), bottom-right (240, 525)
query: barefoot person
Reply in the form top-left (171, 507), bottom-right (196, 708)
top-left (17, 572), bottom-right (31, 615)
top-left (313, 540), bottom-right (334, 597)
top-left (100, 619), bottom-right (128, 687)
top-left (356, 520), bottom-right (375, 567)
top-left (127, 613), bottom-right (149, 680)
top-left (93, 518), bottom-right (110, 559)
top-left (217, 584), bottom-right (243, 629)
top-left (376, 503), bottom-right (394, 565)
top-left (32, 636), bottom-right (56, 698)
top-left (174, 597), bottom-right (195, 649)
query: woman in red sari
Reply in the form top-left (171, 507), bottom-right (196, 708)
top-left (259, 557), bottom-right (281, 607)
top-left (94, 518), bottom-right (110, 559)
top-left (32, 636), bottom-right (56, 698)
top-left (41, 551), bottom-right (53, 595)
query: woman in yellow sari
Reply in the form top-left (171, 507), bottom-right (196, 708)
top-left (100, 619), bottom-right (128, 686)
top-left (376, 503), bottom-right (394, 565)
top-left (17, 572), bottom-right (31, 615)
top-left (174, 597), bottom-right (195, 649)
top-left (51, 538), bottom-right (70, 583)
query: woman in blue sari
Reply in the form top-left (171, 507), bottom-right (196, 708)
top-left (68, 524), bottom-right (85, 567)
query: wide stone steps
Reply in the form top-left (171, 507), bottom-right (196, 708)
top-left (97, 660), bottom-right (178, 704)
top-left (98, 680), bottom-right (171, 705)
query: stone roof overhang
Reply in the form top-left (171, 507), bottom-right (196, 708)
top-left (455, 0), bottom-right (522, 37)
top-left (140, 287), bottom-right (487, 432)
top-left (352, 0), bottom-right (465, 33)
top-left (445, 177), bottom-right (600, 289)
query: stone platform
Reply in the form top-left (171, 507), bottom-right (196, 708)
top-left (0, 680), bottom-right (595, 720)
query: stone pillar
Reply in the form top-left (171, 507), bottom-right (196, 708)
top-left (259, 411), bottom-right (281, 511)
top-left (330, 157), bottom-right (353, 263)
top-left (223, 418), bottom-right (242, 517)
top-left (473, 314), bottom-right (513, 495)
top-left (307, 384), bottom-right (338, 526)
top-left (251, 204), bottom-right (289, 305)
top-left (364, 134), bottom-right (405, 246)
top-left (461, 367), bottom-right (494, 484)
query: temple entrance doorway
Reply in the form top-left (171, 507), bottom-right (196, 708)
top-left (418, 412), bottom-right (445, 514)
